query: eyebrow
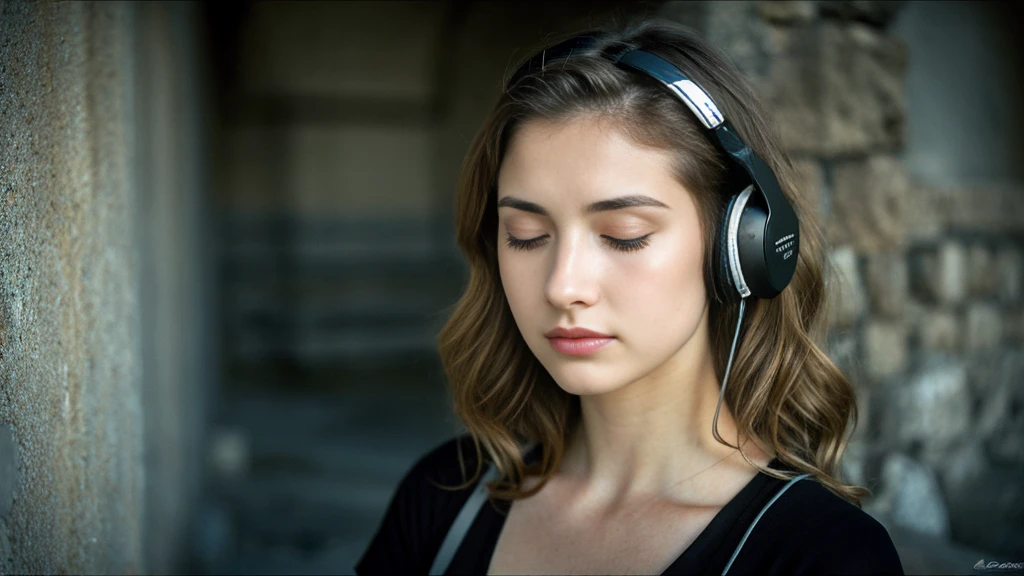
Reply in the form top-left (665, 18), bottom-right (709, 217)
top-left (496, 195), bottom-right (670, 216)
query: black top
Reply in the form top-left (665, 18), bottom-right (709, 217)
top-left (355, 435), bottom-right (904, 575)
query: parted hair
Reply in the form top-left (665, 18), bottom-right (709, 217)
top-left (436, 18), bottom-right (869, 507)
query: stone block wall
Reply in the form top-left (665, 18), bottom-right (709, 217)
top-left (662, 0), bottom-right (1024, 559)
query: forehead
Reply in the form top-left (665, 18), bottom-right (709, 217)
top-left (497, 117), bottom-right (682, 207)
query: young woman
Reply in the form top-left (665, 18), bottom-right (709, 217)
top-left (356, 19), bottom-right (904, 575)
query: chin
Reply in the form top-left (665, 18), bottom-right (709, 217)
top-left (542, 359), bottom-right (631, 397)
top-left (554, 381), bottom-right (624, 397)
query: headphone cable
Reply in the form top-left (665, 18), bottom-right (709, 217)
top-left (712, 297), bottom-right (747, 445)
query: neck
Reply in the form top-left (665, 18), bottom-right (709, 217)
top-left (559, 306), bottom-right (769, 505)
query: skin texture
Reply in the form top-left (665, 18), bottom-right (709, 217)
top-left (496, 116), bottom-right (771, 507)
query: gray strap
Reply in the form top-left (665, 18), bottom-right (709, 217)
top-left (429, 462), bottom-right (500, 575)
top-left (429, 441), bottom-right (537, 576)
top-left (721, 472), bottom-right (812, 575)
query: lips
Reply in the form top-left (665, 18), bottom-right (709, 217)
top-left (545, 326), bottom-right (615, 356)
top-left (544, 326), bottom-right (612, 339)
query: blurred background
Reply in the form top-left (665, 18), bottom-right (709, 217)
top-left (0, 1), bottom-right (1022, 574)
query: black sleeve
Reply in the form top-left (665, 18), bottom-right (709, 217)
top-left (354, 436), bottom-right (482, 575)
top-left (728, 480), bottom-right (906, 576)
top-left (353, 460), bottom-right (429, 574)
top-left (799, 505), bottom-right (905, 575)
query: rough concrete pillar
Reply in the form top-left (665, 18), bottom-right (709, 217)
top-left (0, 1), bottom-right (212, 572)
top-left (0, 2), bottom-right (142, 572)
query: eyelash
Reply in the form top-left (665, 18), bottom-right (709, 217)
top-left (504, 233), bottom-right (653, 253)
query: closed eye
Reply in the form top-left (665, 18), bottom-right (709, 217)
top-left (504, 233), bottom-right (653, 252)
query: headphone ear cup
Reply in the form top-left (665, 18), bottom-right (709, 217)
top-left (721, 184), bottom-right (785, 300)
top-left (736, 201), bottom-right (770, 297)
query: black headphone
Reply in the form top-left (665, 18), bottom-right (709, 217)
top-left (507, 35), bottom-right (800, 300)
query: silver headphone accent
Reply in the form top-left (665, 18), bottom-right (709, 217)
top-left (667, 79), bottom-right (725, 129)
top-left (725, 185), bottom-right (755, 299)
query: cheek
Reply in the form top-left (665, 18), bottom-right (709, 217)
top-left (612, 230), bottom-right (706, 332)
top-left (498, 249), bottom-right (536, 318)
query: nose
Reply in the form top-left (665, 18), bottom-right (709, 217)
top-left (544, 231), bottom-right (600, 311)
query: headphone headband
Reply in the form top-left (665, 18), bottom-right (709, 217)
top-left (615, 50), bottom-right (724, 129)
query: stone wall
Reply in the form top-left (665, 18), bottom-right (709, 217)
top-left (0, 2), bottom-right (213, 572)
top-left (662, 0), bottom-right (1024, 561)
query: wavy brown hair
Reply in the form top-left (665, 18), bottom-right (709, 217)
top-left (436, 19), bottom-right (869, 507)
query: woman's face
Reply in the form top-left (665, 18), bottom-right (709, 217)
top-left (497, 117), bottom-right (710, 396)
